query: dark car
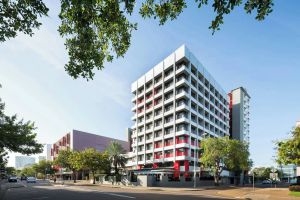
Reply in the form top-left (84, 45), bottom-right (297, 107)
top-left (8, 176), bottom-right (18, 182)
top-left (21, 176), bottom-right (27, 181)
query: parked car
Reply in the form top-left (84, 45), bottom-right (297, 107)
top-left (21, 176), bottom-right (27, 181)
top-left (8, 176), bottom-right (18, 182)
top-left (262, 180), bottom-right (272, 184)
top-left (26, 177), bottom-right (36, 183)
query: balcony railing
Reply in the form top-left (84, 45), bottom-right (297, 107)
top-left (176, 152), bottom-right (188, 156)
top-left (176, 139), bottom-right (188, 144)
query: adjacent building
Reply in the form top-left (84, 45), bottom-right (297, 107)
top-left (296, 121), bottom-right (300, 128)
top-left (127, 45), bottom-right (230, 179)
top-left (15, 156), bottom-right (36, 169)
top-left (228, 87), bottom-right (250, 142)
top-left (45, 144), bottom-right (52, 161)
top-left (51, 129), bottom-right (129, 160)
top-left (38, 156), bottom-right (46, 163)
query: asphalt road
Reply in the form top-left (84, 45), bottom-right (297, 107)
top-left (3, 180), bottom-right (234, 200)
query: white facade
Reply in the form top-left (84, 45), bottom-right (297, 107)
top-left (45, 144), bottom-right (52, 161)
top-left (128, 45), bottom-right (230, 171)
top-left (229, 87), bottom-right (250, 142)
top-left (296, 121), bottom-right (300, 128)
top-left (15, 156), bottom-right (36, 170)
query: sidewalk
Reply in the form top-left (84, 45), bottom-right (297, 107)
top-left (51, 181), bottom-right (295, 199)
top-left (0, 179), bottom-right (8, 200)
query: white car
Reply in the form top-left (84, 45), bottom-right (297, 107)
top-left (26, 177), bottom-right (36, 183)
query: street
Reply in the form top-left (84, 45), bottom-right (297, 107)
top-left (2, 180), bottom-right (233, 200)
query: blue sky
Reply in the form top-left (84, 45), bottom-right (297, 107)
top-left (1, 0), bottom-right (299, 167)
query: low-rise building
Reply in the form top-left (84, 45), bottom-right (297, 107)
top-left (51, 129), bottom-right (129, 160)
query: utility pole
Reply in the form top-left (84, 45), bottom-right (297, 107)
top-left (252, 172), bottom-right (255, 191)
top-left (193, 137), bottom-right (198, 188)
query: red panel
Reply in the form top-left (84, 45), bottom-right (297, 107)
top-left (174, 161), bottom-right (180, 178)
top-left (153, 163), bottom-right (158, 169)
top-left (173, 161), bottom-right (180, 170)
top-left (184, 160), bottom-right (189, 171)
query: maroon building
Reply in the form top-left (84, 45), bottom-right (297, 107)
top-left (51, 129), bottom-right (129, 160)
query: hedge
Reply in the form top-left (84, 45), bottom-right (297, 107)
top-left (289, 185), bottom-right (300, 192)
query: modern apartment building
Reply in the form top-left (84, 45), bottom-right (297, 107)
top-left (51, 129), bottom-right (129, 160)
top-left (228, 87), bottom-right (250, 142)
top-left (127, 45), bottom-right (230, 177)
top-left (15, 156), bottom-right (36, 170)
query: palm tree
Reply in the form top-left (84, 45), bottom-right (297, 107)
top-left (106, 141), bottom-right (127, 176)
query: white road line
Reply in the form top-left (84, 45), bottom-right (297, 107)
top-left (101, 192), bottom-right (136, 199)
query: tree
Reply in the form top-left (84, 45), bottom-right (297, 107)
top-left (200, 137), bottom-right (250, 185)
top-left (276, 127), bottom-right (300, 165)
top-left (21, 166), bottom-right (35, 177)
top-left (225, 139), bottom-right (251, 184)
top-left (80, 148), bottom-right (110, 184)
top-left (0, 0), bottom-right (49, 42)
top-left (32, 160), bottom-right (55, 179)
top-left (0, 85), bottom-right (43, 167)
top-left (106, 141), bottom-right (127, 177)
top-left (5, 166), bottom-right (16, 175)
top-left (0, 1), bottom-right (273, 80)
top-left (54, 149), bottom-right (78, 183)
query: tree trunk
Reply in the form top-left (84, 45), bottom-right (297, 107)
top-left (73, 170), bottom-right (76, 183)
top-left (214, 171), bottom-right (220, 186)
top-left (92, 172), bottom-right (95, 184)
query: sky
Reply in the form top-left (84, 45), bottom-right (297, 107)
top-left (1, 0), bottom-right (299, 167)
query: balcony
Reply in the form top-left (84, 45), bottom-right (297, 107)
top-left (175, 103), bottom-right (189, 112)
top-left (175, 78), bottom-right (189, 87)
top-left (154, 124), bottom-right (162, 131)
top-left (175, 130), bottom-right (189, 136)
top-left (176, 151), bottom-right (188, 156)
top-left (175, 90), bottom-right (189, 99)
top-left (154, 79), bottom-right (163, 87)
top-left (175, 116), bottom-right (189, 124)
top-left (164, 120), bottom-right (173, 128)
top-left (145, 128), bottom-right (152, 134)
top-left (176, 139), bottom-right (188, 144)
top-left (164, 153), bottom-right (173, 158)
top-left (154, 90), bottom-right (163, 98)
top-left (164, 96), bottom-right (174, 105)
top-left (154, 113), bottom-right (163, 120)
top-left (164, 84), bottom-right (174, 93)
top-left (176, 65), bottom-right (188, 75)
top-left (164, 72), bottom-right (174, 81)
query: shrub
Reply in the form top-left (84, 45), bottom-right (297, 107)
top-left (289, 185), bottom-right (300, 192)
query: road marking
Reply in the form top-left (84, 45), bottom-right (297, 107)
top-left (101, 192), bottom-right (136, 199)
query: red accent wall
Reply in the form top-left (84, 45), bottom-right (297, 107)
top-left (184, 160), bottom-right (189, 171)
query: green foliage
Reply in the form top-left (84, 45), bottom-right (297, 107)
top-left (0, 0), bottom-right (273, 80)
top-left (32, 160), bottom-right (56, 177)
top-left (54, 149), bottom-right (81, 182)
top-left (106, 141), bottom-right (127, 176)
top-left (0, 86), bottom-right (43, 167)
top-left (21, 166), bottom-right (35, 177)
top-left (0, 0), bottom-right (49, 42)
top-left (201, 137), bottom-right (250, 185)
top-left (5, 166), bottom-right (16, 175)
top-left (54, 149), bottom-right (73, 170)
top-left (252, 167), bottom-right (273, 181)
top-left (276, 127), bottom-right (300, 165)
top-left (79, 148), bottom-right (110, 184)
top-left (58, 0), bottom-right (137, 80)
